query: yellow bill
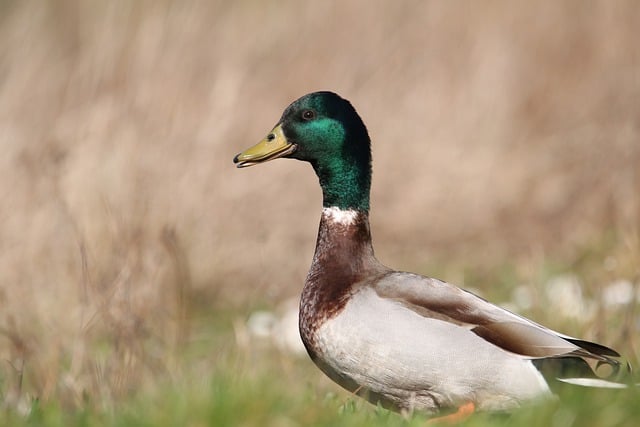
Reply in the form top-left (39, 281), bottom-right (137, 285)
top-left (233, 124), bottom-right (296, 168)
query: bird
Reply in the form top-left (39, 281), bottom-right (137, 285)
top-left (233, 91), bottom-right (629, 421)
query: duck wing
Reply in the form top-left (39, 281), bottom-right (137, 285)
top-left (372, 272), bottom-right (625, 381)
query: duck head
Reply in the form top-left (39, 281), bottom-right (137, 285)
top-left (234, 91), bottom-right (372, 211)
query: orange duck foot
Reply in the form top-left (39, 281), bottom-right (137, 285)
top-left (426, 402), bottom-right (476, 425)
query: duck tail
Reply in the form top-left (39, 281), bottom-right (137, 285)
top-left (556, 358), bottom-right (635, 389)
top-left (556, 376), bottom-right (630, 388)
top-left (532, 344), bottom-right (635, 390)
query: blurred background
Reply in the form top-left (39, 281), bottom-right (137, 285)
top-left (0, 0), bottom-right (639, 414)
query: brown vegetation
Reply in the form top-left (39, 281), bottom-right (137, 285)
top-left (0, 0), bottom-right (638, 409)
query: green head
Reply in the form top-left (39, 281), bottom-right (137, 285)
top-left (234, 92), bottom-right (372, 211)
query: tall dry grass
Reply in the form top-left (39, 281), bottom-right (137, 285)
top-left (0, 0), bottom-right (639, 410)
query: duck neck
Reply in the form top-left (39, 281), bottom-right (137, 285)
top-left (311, 207), bottom-right (376, 273)
top-left (300, 207), bottom-right (381, 330)
top-left (311, 152), bottom-right (372, 212)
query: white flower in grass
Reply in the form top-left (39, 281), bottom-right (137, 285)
top-left (601, 280), bottom-right (636, 307)
top-left (545, 274), bottom-right (595, 320)
top-left (511, 284), bottom-right (534, 311)
top-left (247, 298), bottom-right (306, 355)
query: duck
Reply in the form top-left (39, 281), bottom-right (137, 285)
top-left (233, 91), bottom-right (629, 420)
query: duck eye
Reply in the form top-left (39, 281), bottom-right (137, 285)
top-left (302, 110), bottom-right (316, 121)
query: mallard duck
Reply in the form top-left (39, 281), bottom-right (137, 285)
top-left (233, 91), bottom-right (628, 419)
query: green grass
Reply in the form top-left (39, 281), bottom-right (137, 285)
top-left (2, 239), bottom-right (638, 426)
top-left (2, 244), bottom-right (639, 426)
top-left (3, 361), bottom-right (640, 427)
